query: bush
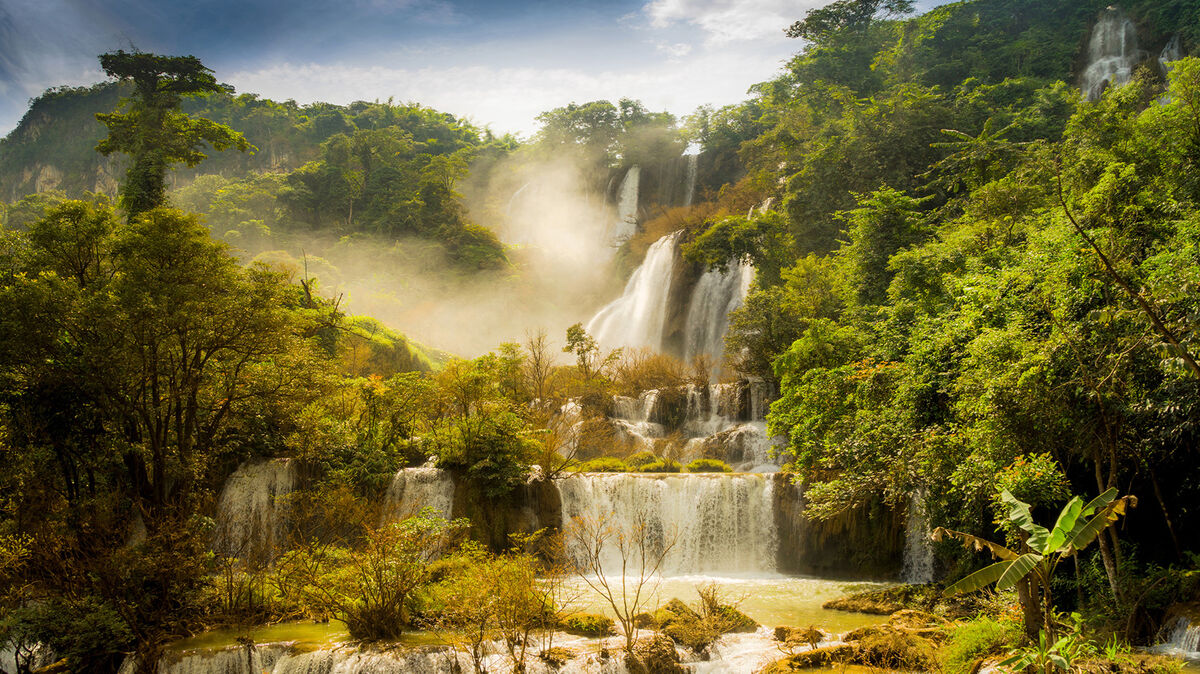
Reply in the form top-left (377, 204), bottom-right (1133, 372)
top-left (561, 613), bottom-right (616, 636)
top-left (685, 459), bottom-right (732, 473)
top-left (640, 459), bottom-right (682, 473)
top-left (939, 617), bottom-right (1021, 674)
top-left (577, 457), bottom-right (630, 472)
top-left (626, 451), bottom-right (659, 469)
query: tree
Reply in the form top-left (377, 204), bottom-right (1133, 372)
top-left (95, 50), bottom-right (253, 216)
top-left (786, 0), bottom-right (915, 43)
top-left (566, 512), bottom-right (678, 652)
top-left (933, 488), bottom-right (1136, 639)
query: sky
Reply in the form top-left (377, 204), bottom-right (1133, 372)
top-left (0, 0), bottom-right (947, 139)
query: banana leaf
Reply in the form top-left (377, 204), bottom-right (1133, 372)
top-left (931, 527), bottom-right (1017, 560)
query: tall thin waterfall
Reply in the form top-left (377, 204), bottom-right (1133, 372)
top-left (558, 473), bottom-right (778, 575)
top-left (213, 459), bottom-right (297, 560)
top-left (901, 491), bottom-right (935, 584)
top-left (1160, 34), bottom-right (1183, 75)
top-left (683, 154), bottom-right (699, 208)
top-left (1082, 7), bottom-right (1146, 101)
top-left (612, 165), bottom-right (641, 245)
top-left (586, 231), bottom-right (681, 352)
top-left (683, 258), bottom-right (755, 367)
top-left (382, 461), bottom-right (455, 522)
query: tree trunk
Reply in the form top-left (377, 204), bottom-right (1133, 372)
top-left (1017, 576), bottom-right (1043, 640)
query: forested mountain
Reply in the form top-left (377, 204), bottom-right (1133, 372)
top-left (5, 0), bottom-right (1200, 672)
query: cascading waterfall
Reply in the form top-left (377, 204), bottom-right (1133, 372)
top-left (1159, 617), bottom-right (1200, 656)
top-left (612, 165), bottom-right (641, 245)
top-left (558, 472), bottom-right (778, 575)
top-left (1161, 34), bottom-right (1183, 76)
top-left (680, 382), bottom-right (778, 472)
top-left (682, 257), bottom-right (755, 368)
top-left (683, 153), bottom-right (698, 208)
top-left (901, 491), bottom-right (935, 584)
top-left (382, 461), bottom-right (455, 522)
top-left (213, 459), bottom-right (297, 561)
top-left (1082, 7), bottom-right (1146, 101)
top-left (586, 231), bottom-right (681, 352)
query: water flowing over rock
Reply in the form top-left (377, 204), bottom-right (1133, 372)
top-left (683, 153), bottom-right (698, 208)
top-left (612, 165), bottom-right (641, 245)
top-left (213, 459), bottom-right (297, 562)
top-left (901, 491), bottom-right (935, 584)
top-left (586, 231), bottom-right (681, 353)
top-left (1157, 616), bottom-right (1200, 658)
top-left (682, 258), bottom-right (755, 369)
top-left (557, 472), bottom-right (778, 575)
top-left (1082, 7), bottom-right (1147, 101)
top-left (1160, 34), bottom-right (1183, 79)
top-left (383, 461), bottom-right (456, 522)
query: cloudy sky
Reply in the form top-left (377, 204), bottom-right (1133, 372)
top-left (0, 0), bottom-right (944, 138)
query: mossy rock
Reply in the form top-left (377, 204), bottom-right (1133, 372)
top-left (640, 459), bottom-right (682, 473)
top-left (633, 612), bottom-right (658, 629)
top-left (625, 451), bottom-right (659, 469)
top-left (684, 458), bottom-right (732, 473)
top-left (560, 613), bottom-right (616, 636)
top-left (539, 646), bottom-right (576, 667)
top-left (823, 583), bottom-right (941, 615)
top-left (856, 631), bottom-right (937, 671)
top-left (627, 633), bottom-right (685, 674)
top-left (662, 619), bottom-right (720, 652)
top-left (710, 604), bottom-right (757, 633)
top-left (760, 644), bottom-right (856, 672)
top-left (774, 625), bottom-right (824, 646)
top-left (659, 598), bottom-right (700, 622)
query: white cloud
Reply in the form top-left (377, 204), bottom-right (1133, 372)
top-left (656, 42), bottom-right (693, 59)
top-left (226, 43), bottom-right (792, 138)
top-left (642, 0), bottom-right (819, 44)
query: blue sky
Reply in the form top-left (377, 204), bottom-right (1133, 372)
top-left (0, 0), bottom-right (947, 138)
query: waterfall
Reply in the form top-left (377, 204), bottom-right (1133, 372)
top-left (1159, 617), bottom-right (1200, 657)
top-left (683, 154), bottom-right (698, 208)
top-left (682, 258), bottom-right (755, 368)
top-left (612, 165), bottom-right (641, 245)
top-left (1082, 7), bottom-right (1146, 101)
top-left (901, 491), bottom-right (935, 584)
top-left (586, 231), bottom-right (681, 352)
top-left (214, 459), bottom-right (297, 561)
top-left (1160, 34), bottom-right (1183, 78)
top-left (383, 461), bottom-right (455, 522)
top-left (558, 472), bottom-right (778, 575)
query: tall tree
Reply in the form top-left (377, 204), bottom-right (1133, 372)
top-left (95, 50), bottom-right (253, 217)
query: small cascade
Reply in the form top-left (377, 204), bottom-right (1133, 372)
top-left (679, 381), bottom-right (778, 472)
top-left (213, 459), bottom-right (297, 561)
top-left (383, 461), bottom-right (455, 522)
top-left (901, 491), bottom-right (935, 584)
top-left (1159, 616), bottom-right (1200, 657)
top-left (1160, 34), bottom-right (1183, 77)
top-left (586, 231), bottom-right (682, 353)
top-left (683, 153), bottom-right (699, 208)
top-left (682, 258), bottom-right (755, 369)
top-left (557, 472), bottom-right (778, 575)
top-left (612, 165), bottom-right (641, 245)
top-left (1082, 7), bottom-right (1147, 101)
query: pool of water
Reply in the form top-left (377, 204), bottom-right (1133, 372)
top-left (562, 573), bottom-right (890, 633)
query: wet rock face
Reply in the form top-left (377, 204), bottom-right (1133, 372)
top-left (449, 472), bottom-right (562, 551)
top-left (772, 474), bottom-right (904, 578)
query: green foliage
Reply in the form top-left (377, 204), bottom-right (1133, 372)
top-left (939, 617), bottom-right (1022, 674)
top-left (640, 459), bottom-right (683, 473)
top-left (577, 457), bottom-right (630, 473)
top-left (95, 51), bottom-right (252, 216)
top-left (560, 613), bottom-right (616, 637)
top-left (682, 211), bottom-right (795, 286)
top-left (684, 459), bottom-right (733, 473)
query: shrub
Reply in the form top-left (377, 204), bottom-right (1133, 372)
top-left (625, 451), bottom-right (659, 469)
top-left (577, 457), bottom-right (630, 472)
top-left (685, 458), bottom-right (732, 473)
top-left (640, 459), bottom-right (682, 473)
top-left (939, 617), bottom-right (1021, 674)
top-left (561, 613), bottom-right (616, 636)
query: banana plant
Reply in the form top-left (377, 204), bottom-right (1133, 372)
top-left (932, 487), bottom-right (1136, 638)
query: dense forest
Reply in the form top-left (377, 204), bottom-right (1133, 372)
top-left (4, 0), bottom-right (1200, 672)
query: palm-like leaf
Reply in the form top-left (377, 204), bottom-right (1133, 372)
top-left (943, 560), bottom-right (1012, 595)
top-left (931, 527), bottom-right (1018, 560)
top-left (1000, 490), bottom-right (1051, 550)
top-left (1064, 495), bottom-right (1137, 554)
top-left (1045, 497), bottom-right (1083, 554)
top-left (996, 553), bottom-right (1043, 590)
